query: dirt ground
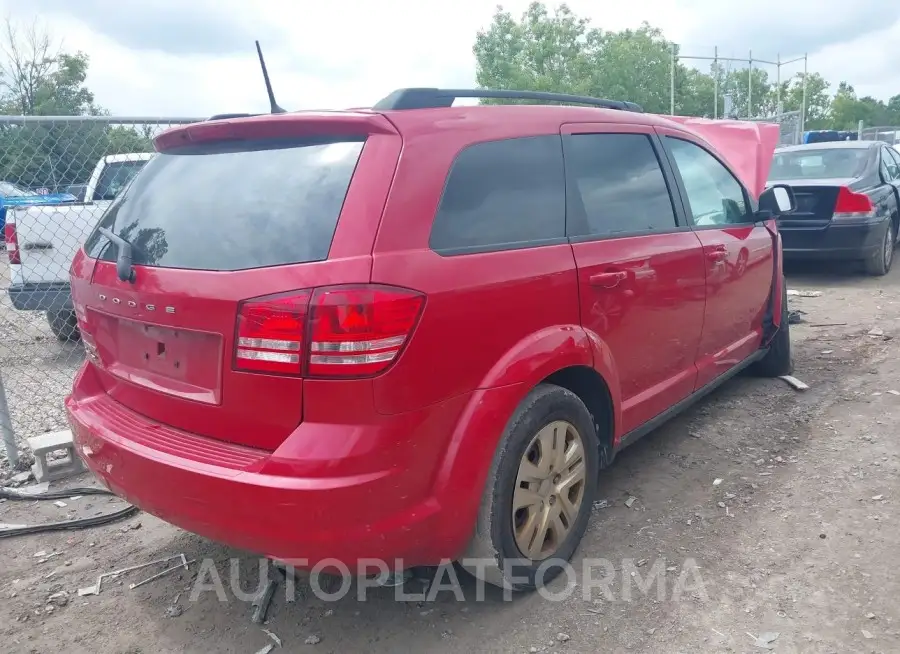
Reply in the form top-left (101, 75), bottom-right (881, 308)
top-left (2, 260), bottom-right (900, 654)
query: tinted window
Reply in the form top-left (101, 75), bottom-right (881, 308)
top-left (667, 137), bottom-right (749, 226)
top-left (84, 137), bottom-right (365, 271)
top-left (429, 136), bottom-right (565, 253)
top-left (769, 148), bottom-right (868, 180)
top-left (95, 160), bottom-right (150, 201)
top-left (563, 133), bottom-right (677, 236)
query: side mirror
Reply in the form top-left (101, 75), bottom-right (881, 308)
top-left (759, 184), bottom-right (796, 216)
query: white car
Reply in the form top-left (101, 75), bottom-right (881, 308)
top-left (7, 153), bottom-right (154, 340)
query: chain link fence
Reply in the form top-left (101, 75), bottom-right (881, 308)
top-left (0, 115), bottom-right (200, 467)
top-left (749, 110), bottom-right (802, 146)
top-left (860, 126), bottom-right (900, 145)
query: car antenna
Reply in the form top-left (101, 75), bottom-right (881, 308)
top-left (255, 40), bottom-right (285, 114)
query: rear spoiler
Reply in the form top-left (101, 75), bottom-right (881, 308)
top-left (667, 117), bottom-right (780, 199)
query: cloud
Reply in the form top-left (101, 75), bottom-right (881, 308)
top-left (3, 0), bottom-right (271, 55)
top-left (0, 0), bottom-right (896, 118)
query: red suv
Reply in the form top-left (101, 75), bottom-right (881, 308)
top-left (66, 88), bottom-right (794, 590)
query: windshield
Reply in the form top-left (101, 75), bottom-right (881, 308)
top-left (0, 181), bottom-right (33, 197)
top-left (769, 148), bottom-right (868, 181)
top-left (94, 160), bottom-right (151, 201)
top-left (84, 137), bottom-right (365, 272)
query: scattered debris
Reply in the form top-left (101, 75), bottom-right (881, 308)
top-left (748, 631), bottom-right (779, 649)
top-left (15, 482), bottom-right (50, 496)
top-left (164, 605), bottom-right (183, 618)
top-left (262, 628), bottom-right (283, 647)
top-left (862, 629), bottom-right (874, 639)
top-left (871, 495), bottom-right (884, 501)
top-left (255, 645), bottom-right (275, 654)
top-left (868, 327), bottom-right (885, 337)
top-left (809, 322), bottom-right (847, 328)
top-left (304, 635), bottom-right (321, 645)
top-left (889, 390), bottom-right (900, 396)
top-left (779, 375), bottom-right (810, 391)
top-left (713, 478), bottom-right (723, 486)
top-left (130, 555), bottom-right (191, 589)
top-left (9, 471), bottom-right (32, 485)
top-left (787, 289), bottom-right (822, 297)
top-left (866, 612), bottom-right (876, 620)
top-left (53, 500), bottom-right (67, 508)
top-left (624, 496), bottom-right (636, 508)
top-left (592, 499), bottom-right (609, 509)
top-left (77, 553), bottom-right (188, 596)
top-left (787, 310), bottom-right (805, 324)
top-left (717, 502), bottom-right (726, 509)
top-left (251, 578), bottom-right (279, 624)
top-left (556, 633), bottom-right (571, 643)
top-left (821, 350), bottom-right (834, 355)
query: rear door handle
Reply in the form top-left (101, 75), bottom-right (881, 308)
top-left (706, 247), bottom-right (728, 262)
top-left (589, 271), bottom-right (627, 288)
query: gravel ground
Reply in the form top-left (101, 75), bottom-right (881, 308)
top-left (0, 259), bottom-right (83, 460)
top-left (1, 259), bottom-right (899, 653)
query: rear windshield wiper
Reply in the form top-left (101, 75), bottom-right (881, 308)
top-left (97, 227), bottom-right (136, 283)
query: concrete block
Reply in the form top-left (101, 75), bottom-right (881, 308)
top-left (26, 429), bottom-right (86, 483)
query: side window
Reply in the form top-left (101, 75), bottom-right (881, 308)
top-left (429, 136), bottom-right (565, 254)
top-left (666, 137), bottom-right (751, 226)
top-left (563, 133), bottom-right (678, 237)
top-left (881, 148), bottom-right (899, 181)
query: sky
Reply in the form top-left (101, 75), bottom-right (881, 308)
top-left (0, 0), bottom-right (898, 118)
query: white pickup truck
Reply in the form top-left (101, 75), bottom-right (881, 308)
top-left (7, 153), bottom-right (154, 340)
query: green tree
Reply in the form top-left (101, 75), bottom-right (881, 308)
top-left (0, 18), bottom-right (154, 192)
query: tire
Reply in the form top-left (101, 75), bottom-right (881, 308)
top-left (461, 383), bottom-right (600, 592)
top-left (751, 281), bottom-right (793, 377)
top-left (864, 219), bottom-right (894, 276)
top-left (47, 309), bottom-right (80, 342)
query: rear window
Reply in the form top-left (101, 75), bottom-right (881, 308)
top-left (94, 159), bottom-right (151, 201)
top-left (84, 137), bottom-right (365, 271)
top-left (769, 148), bottom-right (868, 181)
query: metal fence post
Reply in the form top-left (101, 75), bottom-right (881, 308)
top-left (0, 369), bottom-right (19, 467)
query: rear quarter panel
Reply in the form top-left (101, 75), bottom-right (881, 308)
top-left (369, 119), bottom-right (586, 416)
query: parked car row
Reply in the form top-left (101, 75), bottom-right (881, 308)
top-left (63, 88), bottom-right (797, 591)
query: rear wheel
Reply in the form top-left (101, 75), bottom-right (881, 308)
top-left (462, 384), bottom-right (599, 592)
top-left (47, 309), bottom-right (80, 342)
top-left (864, 220), bottom-right (894, 276)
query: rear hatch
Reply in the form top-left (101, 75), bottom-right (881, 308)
top-left (72, 113), bottom-right (402, 450)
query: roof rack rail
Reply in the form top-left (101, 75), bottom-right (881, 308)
top-left (372, 88), bottom-right (644, 113)
top-left (206, 113), bottom-right (263, 121)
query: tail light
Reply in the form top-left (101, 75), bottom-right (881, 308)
top-left (234, 284), bottom-right (424, 378)
top-left (832, 187), bottom-right (875, 221)
top-left (5, 216), bottom-right (19, 264)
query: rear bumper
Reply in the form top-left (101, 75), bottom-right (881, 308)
top-left (780, 220), bottom-right (888, 261)
top-left (66, 362), bottom-right (517, 568)
top-left (8, 282), bottom-right (72, 311)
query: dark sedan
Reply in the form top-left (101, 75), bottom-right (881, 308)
top-left (767, 141), bottom-right (900, 275)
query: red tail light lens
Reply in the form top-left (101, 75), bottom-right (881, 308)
top-left (308, 285), bottom-right (425, 377)
top-left (233, 285), bottom-right (424, 378)
top-left (833, 186), bottom-right (875, 220)
top-left (5, 219), bottom-right (20, 264)
top-left (235, 291), bottom-right (311, 375)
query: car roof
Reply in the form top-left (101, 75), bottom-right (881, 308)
top-left (379, 103), bottom-right (691, 134)
top-left (777, 141), bottom-right (877, 153)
